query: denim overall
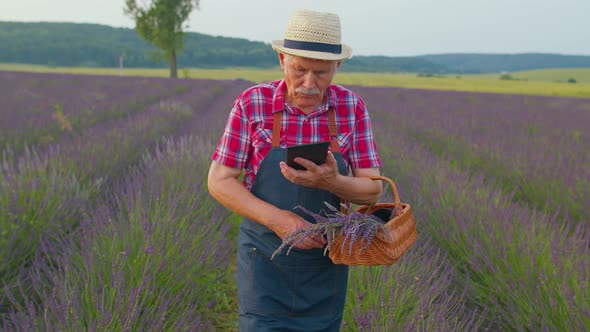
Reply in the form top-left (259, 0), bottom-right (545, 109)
top-left (237, 108), bottom-right (349, 331)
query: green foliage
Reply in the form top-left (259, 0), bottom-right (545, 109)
top-left (124, 0), bottom-right (201, 77)
top-left (52, 103), bottom-right (73, 133)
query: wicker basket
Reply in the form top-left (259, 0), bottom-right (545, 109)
top-left (329, 176), bottom-right (417, 266)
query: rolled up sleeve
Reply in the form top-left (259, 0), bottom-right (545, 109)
top-left (212, 100), bottom-right (251, 169)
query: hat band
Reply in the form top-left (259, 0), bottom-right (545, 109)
top-left (283, 39), bottom-right (342, 54)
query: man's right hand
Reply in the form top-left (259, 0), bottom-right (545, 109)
top-left (269, 210), bottom-right (326, 250)
top-left (208, 162), bottom-right (326, 250)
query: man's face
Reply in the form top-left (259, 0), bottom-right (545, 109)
top-left (279, 53), bottom-right (340, 113)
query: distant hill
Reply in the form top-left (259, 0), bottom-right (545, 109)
top-left (418, 53), bottom-right (590, 73)
top-left (1, 21), bottom-right (589, 74)
top-left (0, 21), bottom-right (277, 69)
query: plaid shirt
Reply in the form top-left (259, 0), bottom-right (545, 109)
top-left (212, 79), bottom-right (382, 190)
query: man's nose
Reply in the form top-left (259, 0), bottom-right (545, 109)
top-left (302, 72), bottom-right (316, 88)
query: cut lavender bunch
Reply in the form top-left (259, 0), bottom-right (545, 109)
top-left (271, 202), bottom-right (388, 260)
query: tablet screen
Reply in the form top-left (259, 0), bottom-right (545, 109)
top-left (286, 142), bottom-right (330, 170)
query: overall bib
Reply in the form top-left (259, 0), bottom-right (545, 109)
top-left (237, 109), bottom-right (349, 332)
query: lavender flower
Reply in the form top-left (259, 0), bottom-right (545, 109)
top-left (271, 202), bottom-right (388, 259)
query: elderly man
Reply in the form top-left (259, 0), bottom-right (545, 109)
top-left (208, 9), bottom-right (382, 331)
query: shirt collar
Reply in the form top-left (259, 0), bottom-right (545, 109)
top-left (272, 79), bottom-right (336, 116)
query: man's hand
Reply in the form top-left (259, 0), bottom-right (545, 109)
top-left (269, 210), bottom-right (326, 250)
top-left (279, 152), bottom-right (383, 206)
top-left (279, 150), bottom-right (339, 190)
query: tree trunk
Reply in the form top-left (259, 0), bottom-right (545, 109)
top-left (170, 49), bottom-right (178, 78)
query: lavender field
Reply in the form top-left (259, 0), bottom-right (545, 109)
top-left (1, 71), bottom-right (588, 331)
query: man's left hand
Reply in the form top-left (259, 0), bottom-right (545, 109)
top-left (279, 150), bottom-right (339, 190)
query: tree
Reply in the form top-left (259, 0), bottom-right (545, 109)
top-left (499, 73), bottom-right (514, 80)
top-left (125, 0), bottom-right (200, 78)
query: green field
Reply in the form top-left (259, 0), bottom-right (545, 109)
top-left (2, 63), bottom-right (590, 98)
top-left (471, 67), bottom-right (590, 84)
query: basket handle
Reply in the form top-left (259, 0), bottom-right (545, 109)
top-left (367, 176), bottom-right (403, 217)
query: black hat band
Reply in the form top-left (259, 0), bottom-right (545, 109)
top-left (283, 39), bottom-right (342, 54)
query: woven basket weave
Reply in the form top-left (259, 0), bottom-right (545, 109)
top-left (329, 176), bottom-right (417, 266)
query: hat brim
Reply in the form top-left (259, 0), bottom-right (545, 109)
top-left (271, 40), bottom-right (352, 61)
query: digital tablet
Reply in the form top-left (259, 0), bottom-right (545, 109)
top-left (286, 141), bottom-right (330, 170)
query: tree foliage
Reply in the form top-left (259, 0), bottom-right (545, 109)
top-left (124, 0), bottom-right (200, 78)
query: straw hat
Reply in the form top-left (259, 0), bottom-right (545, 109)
top-left (271, 9), bottom-right (352, 61)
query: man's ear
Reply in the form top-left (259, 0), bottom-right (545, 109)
top-left (278, 52), bottom-right (286, 71)
top-left (336, 61), bottom-right (342, 70)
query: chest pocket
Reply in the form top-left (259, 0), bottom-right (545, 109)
top-left (252, 127), bottom-right (273, 149)
top-left (337, 131), bottom-right (353, 155)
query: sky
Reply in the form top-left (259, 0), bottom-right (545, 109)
top-left (1, 0), bottom-right (589, 57)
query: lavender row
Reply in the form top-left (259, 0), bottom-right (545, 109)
top-left (355, 86), bottom-right (590, 224)
top-left (2, 136), bottom-right (235, 330)
top-left (0, 81), bottom-right (230, 312)
top-left (46, 81), bottom-right (229, 182)
top-left (342, 237), bottom-right (487, 331)
top-left (0, 71), bottom-right (217, 151)
top-left (372, 118), bottom-right (589, 330)
top-left (172, 79), bottom-right (253, 139)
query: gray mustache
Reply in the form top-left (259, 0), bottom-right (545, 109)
top-left (295, 87), bottom-right (320, 95)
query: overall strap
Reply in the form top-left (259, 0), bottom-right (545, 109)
top-left (272, 112), bottom-right (282, 147)
top-left (328, 107), bottom-right (347, 213)
top-left (271, 108), bottom-right (340, 151)
top-left (328, 107), bottom-right (340, 153)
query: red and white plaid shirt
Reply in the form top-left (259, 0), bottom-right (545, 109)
top-left (212, 79), bottom-right (382, 190)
